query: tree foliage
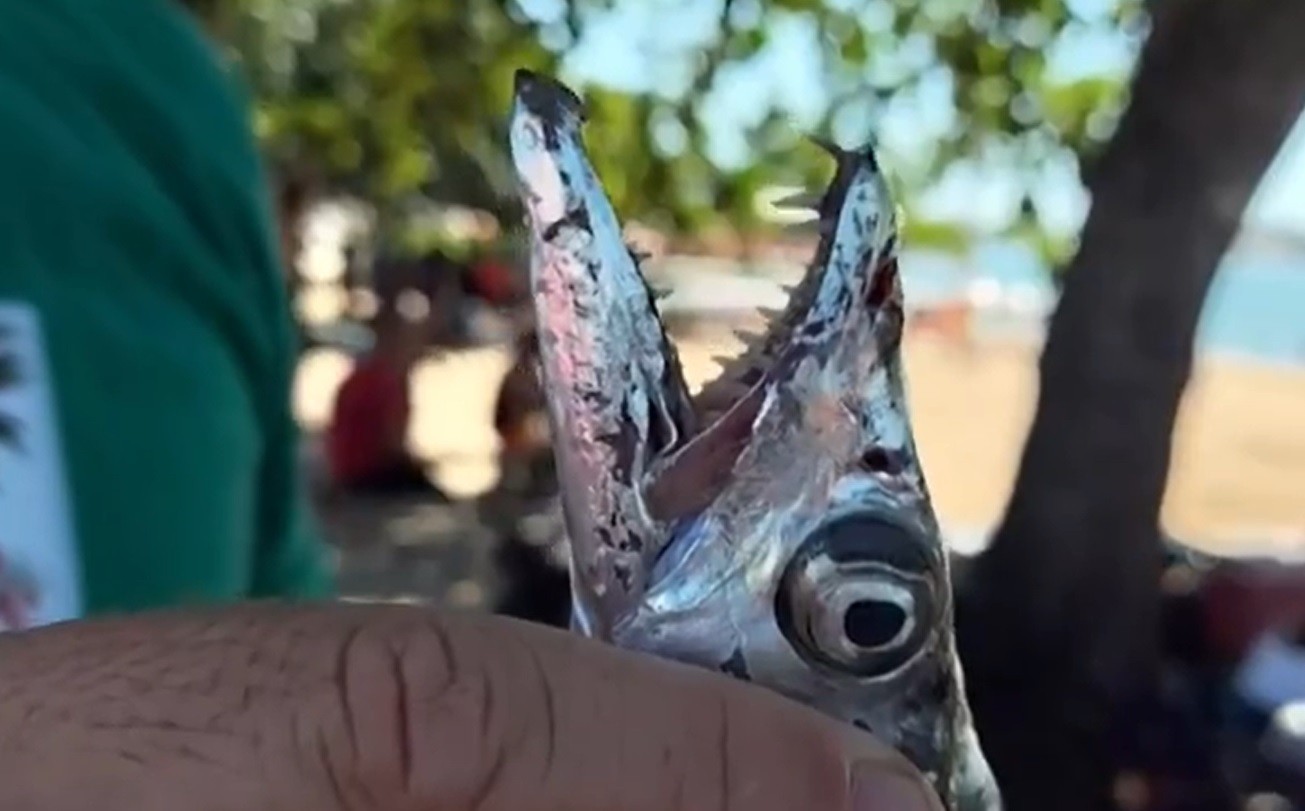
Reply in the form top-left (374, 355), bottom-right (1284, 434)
top-left (201, 0), bottom-right (1144, 257)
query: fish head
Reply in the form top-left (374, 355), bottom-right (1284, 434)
top-left (509, 69), bottom-right (999, 811)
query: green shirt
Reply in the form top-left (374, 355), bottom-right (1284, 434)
top-left (0, 0), bottom-right (333, 625)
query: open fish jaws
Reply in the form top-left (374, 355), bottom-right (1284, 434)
top-left (508, 68), bottom-right (1001, 811)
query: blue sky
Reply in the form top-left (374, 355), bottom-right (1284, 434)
top-left (543, 0), bottom-right (1304, 235)
top-left (1252, 113), bottom-right (1305, 233)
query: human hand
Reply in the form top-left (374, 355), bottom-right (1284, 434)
top-left (0, 603), bottom-right (941, 811)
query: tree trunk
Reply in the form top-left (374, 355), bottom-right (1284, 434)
top-left (958, 1), bottom-right (1305, 809)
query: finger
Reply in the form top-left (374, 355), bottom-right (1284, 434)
top-left (323, 608), bottom-right (944, 811)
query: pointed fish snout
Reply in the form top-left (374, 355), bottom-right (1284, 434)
top-left (508, 71), bottom-right (695, 637)
top-left (513, 68), bottom-right (586, 125)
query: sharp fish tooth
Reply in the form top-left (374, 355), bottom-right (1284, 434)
top-left (771, 189), bottom-right (823, 212)
top-left (756, 306), bottom-right (784, 322)
top-left (651, 286), bottom-right (672, 301)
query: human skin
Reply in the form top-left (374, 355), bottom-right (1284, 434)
top-left (0, 603), bottom-right (940, 811)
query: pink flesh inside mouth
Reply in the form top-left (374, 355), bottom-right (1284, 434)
top-left (640, 238), bottom-right (900, 523)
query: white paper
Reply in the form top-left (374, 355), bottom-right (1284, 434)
top-left (0, 302), bottom-right (84, 630)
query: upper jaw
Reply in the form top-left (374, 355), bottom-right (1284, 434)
top-left (508, 70), bottom-right (694, 635)
top-left (509, 68), bottom-right (694, 439)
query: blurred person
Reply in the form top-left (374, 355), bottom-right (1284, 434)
top-left (493, 326), bottom-right (553, 494)
top-left (1229, 620), bottom-right (1305, 730)
top-left (908, 297), bottom-right (975, 356)
top-left (488, 322), bottom-right (569, 627)
top-left (325, 302), bottom-right (445, 498)
top-left (340, 242), bottom-right (361, 296)
top-left (1202, 560), bottom-right (1305, 664)
top-left (0, 6), bottom-right (944, 810)
top-left (276, 176), bottom-right (312, 347)
top-left (467, 249), bottom-right (523, 308)
top-left (0, 0), bottom-right (332, 630)
top-left (428, 251), bottom-right (472, 346)
top-left (276, 174), bottom-right (309, 285)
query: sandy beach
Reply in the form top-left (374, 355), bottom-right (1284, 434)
top-left (295, 331), bottom-right (1305, 558)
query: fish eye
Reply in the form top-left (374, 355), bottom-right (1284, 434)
top-left (775, 513), bottom-right (938, 679)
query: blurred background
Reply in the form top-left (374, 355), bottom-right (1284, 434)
top-left (191, 0), bottom-right (1301, 808)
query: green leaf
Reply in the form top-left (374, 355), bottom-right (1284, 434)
top-left (197, 0), bottom-right (1123, 269)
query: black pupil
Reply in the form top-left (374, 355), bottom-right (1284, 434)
top-left (843, 600), bottom-right (906, 648)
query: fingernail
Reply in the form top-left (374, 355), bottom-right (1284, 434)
top-left (852, 761), bottom-right (941, 811)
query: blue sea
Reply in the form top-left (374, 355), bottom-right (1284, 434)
top-left (900, 242), bottom-right (1305, 366)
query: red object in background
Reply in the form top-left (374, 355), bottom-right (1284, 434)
top-left (469, 259), bottom-right (518, 306)
top-left (1201, 561), bottom-right (1305, 663)
top-left (326, 357), bottom-right (410, 485)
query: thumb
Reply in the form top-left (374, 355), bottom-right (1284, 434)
top-left (327, 608), bottom-right (943, 811)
